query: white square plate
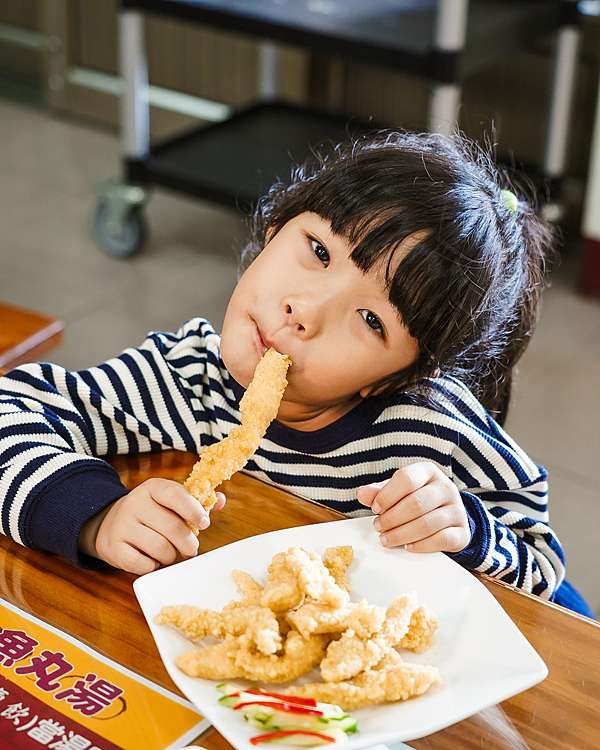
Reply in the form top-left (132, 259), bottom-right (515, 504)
top-left (134, 517), bottom-right (547, 748)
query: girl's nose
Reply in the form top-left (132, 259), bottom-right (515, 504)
top-left (282, 298), bottom-right (317, 336)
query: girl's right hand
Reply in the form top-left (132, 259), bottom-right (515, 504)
top-left (79, 478), bottom-right (226, 574)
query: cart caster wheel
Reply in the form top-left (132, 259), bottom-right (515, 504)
top-left (94, 200), bottom-right (147, 258)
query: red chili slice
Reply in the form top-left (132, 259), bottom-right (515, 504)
top-left (250, 730), bottom-right (336, 745)
top-left (234, 700), bottom-right (322, 716)
top-left (245, 689), bottom-right (318, 707)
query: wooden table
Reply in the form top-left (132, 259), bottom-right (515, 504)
top-left (0, 302), bottom-right (64, 369)
top-left (0, 450), bottom-right (598, 749)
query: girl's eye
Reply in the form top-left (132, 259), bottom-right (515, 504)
top-left (359, 309), bottom-right (385, 336)
top-left (310, 239), bottom-right (330, 266)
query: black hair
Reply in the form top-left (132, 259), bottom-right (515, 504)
top-left (239, 131), bottom-right (554, 425)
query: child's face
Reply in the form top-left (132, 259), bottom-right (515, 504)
top-left (221, 212), bottom-right (419, 413)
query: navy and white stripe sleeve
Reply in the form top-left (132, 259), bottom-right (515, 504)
top-left (438, 380), bottom-right (565, 599)
top-left (0, 318), bottom-right (210, 565)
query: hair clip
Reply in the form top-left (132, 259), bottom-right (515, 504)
top-left (500, 189), bottom-right (518, 215)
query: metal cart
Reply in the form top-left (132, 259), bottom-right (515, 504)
top-left (94, 0), bottom-right (581, 257)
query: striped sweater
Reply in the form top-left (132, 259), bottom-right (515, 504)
top-left (0, 317), bottom-right (564, 598)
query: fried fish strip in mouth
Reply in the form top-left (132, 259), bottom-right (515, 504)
top-left (155, 604), bottom-right (282, 655)
top-left (184, 348), bottom-right (291, 515)
top-left (287, 658), bottom-right (441, 710)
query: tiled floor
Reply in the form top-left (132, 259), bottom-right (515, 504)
top-left (1, 98), bottom-right (599, 614)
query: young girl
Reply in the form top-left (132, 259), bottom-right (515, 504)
top-left (0, 131), bottom-right (591, 616)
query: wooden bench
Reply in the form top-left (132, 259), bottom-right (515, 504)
top-left (0, 302), bottom-right (64, 370)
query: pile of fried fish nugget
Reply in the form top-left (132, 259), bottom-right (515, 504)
top-left (156, 546), bottom-right (440, 710)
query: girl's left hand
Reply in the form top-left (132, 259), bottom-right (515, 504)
top-left (357, 462), bottom-right (471, 553)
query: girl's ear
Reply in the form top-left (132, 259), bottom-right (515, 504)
top-left (359, 383), bottom-right (386, 399)
top-left (265, 226), bottom-right (277, 244)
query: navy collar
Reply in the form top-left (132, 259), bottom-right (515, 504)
top-left (228, 375), bottom-right (388, 455)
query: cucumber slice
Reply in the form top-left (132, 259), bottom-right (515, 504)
top-left (243, 705), bottom-right (355, 734)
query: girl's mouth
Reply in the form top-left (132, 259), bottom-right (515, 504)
top-left (253, 320), bottom-right (269, 356)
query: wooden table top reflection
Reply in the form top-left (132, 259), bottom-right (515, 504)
top-left (0, 449), bottom-right (598, 750)
top-left (0, 302), bottom-right (64, 369)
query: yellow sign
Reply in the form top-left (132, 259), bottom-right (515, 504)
top-left (0, 598), bottom-right (207, 749)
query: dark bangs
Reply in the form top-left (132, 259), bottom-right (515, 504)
top-left (239, 131), bottom-right (552, 422)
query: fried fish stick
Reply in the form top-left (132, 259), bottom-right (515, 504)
top-left (398, 606), bottom-right (438, 653)
top-left (320, 593), bottom-right (417, 682)
top-left (288, 660), bottom-right (441, 710)
top-left (323, 546), bottom-right (354, 592)
top-left (260, 547), bottom-right (349, 613)
top-left (155, 605), bottom-right (222, 643)
top-left (234, 631), bottom-right (329, 683)
top-left (184, 348), bottom-right (291, 514)
top-left (231, 569), bottom-right (263, 606)
top-left (177, 638), bottom-right (243, 680)
top-left (287, 599), bottom-right (385, 639)
top-left (156, 603), bottom-right (282, 655)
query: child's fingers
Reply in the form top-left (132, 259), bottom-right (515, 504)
top-left (113, 542), bottom-right (159, 576)
top-left (146, 479), bottom-right (209, 529)
top-left (371, 462), bottom-right (440, 514)
top-left (400, 527), bottom-right (470, 554)
top-left (356, 482), bottom-right (387, 507)
top-left (127, 525), bottom-right (179, 566)
top-left (213, 492), bottom-right (227, 512)
top-left (374, 484), bottom-right (446, 533)
top-left (378, 507), bottom-right (456, 548)
top-left (139, 503), bottom-right (200, 559)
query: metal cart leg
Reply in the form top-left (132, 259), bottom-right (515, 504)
top-left (580, 69), bottom-right (600, 295)
top-left (259, 42), bottom-right (280, 100)
top-left (542, 1), bottom-right (581, 222)
top-left (428, 0), bottom-right (468, 136)
top-left (120, 9), bottom-right (150, 162)
top-left (93, 7), bottom-right (150, 258)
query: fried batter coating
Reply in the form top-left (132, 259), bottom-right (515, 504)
top-left (155, 605), bottom-right (221, 643)
top-left (288, 660), bottom-right (440, 710)
top-left (287, 602), bottom-right (352, 639)
top-left (345, 600), bottom-right (387, 639)
top-left (323, 546), bottom-right (354, 592)
top-left (260, 551), bottom-right (302, 613)
top-left (177, 637), bottom-right (243, 680)
top-left (398, 606), bottom-right (438, 653)
top-left (184, 349), bottom-right (290, 513)
top-left (156, 604), bottom-right (281, 655)
top-left (287, 599), bottom-right (385, 640)
top-left (158, 543), bottom-right (440, 709)
top-left (237, 349), bottom-right (291, 432)
top-left (381, 593), bottom-right (419, 643)
top-left (234, 631), bottom-right (329, 683)
top-left (320, 593), bottom-right (417, 682)
top-left (231, 569), bottom-right (263, 606)
top-left (321, 635), bottom-right (389, 684)
top-left (261, 547), bottom-right (350, 613)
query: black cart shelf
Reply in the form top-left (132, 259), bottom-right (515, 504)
top-left (93, 0), bottom-right (579, 257)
